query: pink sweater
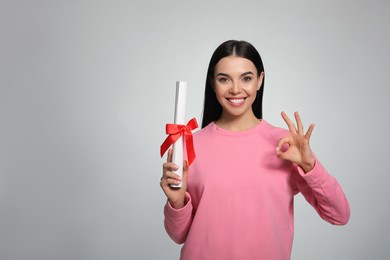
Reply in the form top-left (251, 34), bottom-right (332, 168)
top-left (164, 120), bottom-right (350, 260)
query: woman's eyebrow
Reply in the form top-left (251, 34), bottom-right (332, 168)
top-left (215, 71), bottom-right (255, 77)
top-left (241, 71), bottom-right (255, 76)
top-left (215, 72), bottom-right (230, 77)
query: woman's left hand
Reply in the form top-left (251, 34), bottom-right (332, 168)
top-left (276, 111), bottom-right (315, 173)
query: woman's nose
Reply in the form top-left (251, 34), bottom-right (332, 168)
top-left (229, 82), bottom-right (241, 94)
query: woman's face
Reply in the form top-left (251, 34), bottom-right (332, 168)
top-left (213, 55), bottom-right (264, 121)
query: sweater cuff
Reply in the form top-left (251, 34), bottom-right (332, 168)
top-left (297, 158), bottom-right (329, 187)
top-left (164, 192), bottom-right (192, 217)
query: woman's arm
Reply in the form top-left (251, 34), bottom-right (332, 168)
top-left (292, 159), bottom-right (350, 225)
top-left (164, 192), bottom-right (194, 244)
top-left (276, 111), bottom-right (350, 224)
top-left (161, 149), bottom-right (193, 243)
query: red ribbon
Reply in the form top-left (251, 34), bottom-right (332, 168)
top-left (160, 118), bottom-right (198, 166)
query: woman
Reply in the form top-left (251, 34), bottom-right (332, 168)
top-left (160, 40), bottom-right (350, 260)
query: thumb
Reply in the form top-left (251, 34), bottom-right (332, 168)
top-left (181, 160), bottom-right (189, 190)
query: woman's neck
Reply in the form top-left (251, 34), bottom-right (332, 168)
top-left (215, 112), bottom-right (261, 132)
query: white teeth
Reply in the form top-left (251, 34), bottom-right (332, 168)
top-left (229, 98), bottom-right (245, 104)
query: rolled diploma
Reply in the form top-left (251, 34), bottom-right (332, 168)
top-left (171, 81), bottom-right (187, 188)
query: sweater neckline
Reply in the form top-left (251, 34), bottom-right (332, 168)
top-left (207, 120), bottom-right (265, 137)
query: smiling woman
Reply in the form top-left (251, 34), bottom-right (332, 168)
top-left (202, 40), bottom-right (265, 129)
top-left (213, 56), bottom-right (264, 131)
top-left (159, 40), bottom-right (350, 260)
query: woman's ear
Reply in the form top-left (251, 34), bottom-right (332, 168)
top-left (257, 72), bottom-right (264, 90)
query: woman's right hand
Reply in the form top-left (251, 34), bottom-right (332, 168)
top-left (160, 149), bottom-right (188, 209)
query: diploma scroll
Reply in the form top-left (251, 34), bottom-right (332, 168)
top-left (170, 81), bottom-right (187, 188)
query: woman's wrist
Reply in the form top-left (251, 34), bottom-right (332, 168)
top-left (169, 196), bottom-right (186, 209)
top-left (299, 158), bottom-right (315, 173)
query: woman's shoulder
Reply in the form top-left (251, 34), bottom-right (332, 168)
top-left (258, 120), bottom-right (289, 140)
top-left (192, 122), bottom-right (213, 139)
top-left (261, 120), bottom-right (287, 132)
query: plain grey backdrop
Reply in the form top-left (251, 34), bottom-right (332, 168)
top-left (1, 0), bottom-right (389, 259)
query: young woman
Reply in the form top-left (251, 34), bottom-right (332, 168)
top-left (160, 40), bottom-right (350, 260)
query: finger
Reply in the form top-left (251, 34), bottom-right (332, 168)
top-left (294, 112), bottom-right (304, 135)
top-left (167, 148), bottom-right (173, 162)
top-left (160, 175), bottom-right (182, 187)
top-left (162, 166), bottom-right (181, 179)
top-left (166, 177), bottom-right (182, 186)
top-left (281, 111), bottom-right (297, 134)
top-left (276, 136), bottom-right (291, 154)
top-left (304, 124), bottom-right (315, 139)
top-left (161, 173), bottom-right (182, 189)
top-left (163, 162), bottom-right (178, 172)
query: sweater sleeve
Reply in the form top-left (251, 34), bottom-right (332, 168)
top-left (163, 192), bottom-right (194, 244)
top-left (292, 159), bottom-right (350, 225)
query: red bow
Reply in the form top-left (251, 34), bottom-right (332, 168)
top-left (160, 118), bottom-right (198, 166)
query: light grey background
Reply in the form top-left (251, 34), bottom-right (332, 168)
top-left (0, 0), bottom-right (389, 259)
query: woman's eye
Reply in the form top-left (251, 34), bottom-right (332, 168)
top-left (218, 77), bottom-right (228, 83)
top-left (243, 76), bottom-right (252, 82)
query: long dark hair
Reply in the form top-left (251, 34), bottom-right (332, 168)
top-left (201, 40), bottom-right (265, 128)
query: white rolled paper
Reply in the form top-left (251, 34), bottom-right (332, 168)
top-left (171, 81), bottom-right (187, 188)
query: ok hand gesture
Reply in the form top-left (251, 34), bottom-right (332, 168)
top-left (276, 111), bottom-right (315, 173)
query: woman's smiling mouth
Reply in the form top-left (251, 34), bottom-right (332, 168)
top-left (227, 97), bottom-right (246, 106)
